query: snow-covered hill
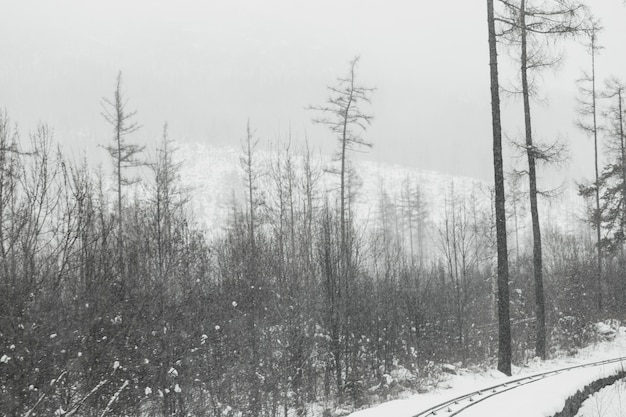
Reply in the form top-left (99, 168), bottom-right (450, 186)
top-left (174, 142), bottom-right (588, 250)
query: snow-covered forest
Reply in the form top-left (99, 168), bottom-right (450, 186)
top-left (3, 1), bottom-right (626, 417)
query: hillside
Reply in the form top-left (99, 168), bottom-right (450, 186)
top-left (175, 142), bottom-right (589, 255)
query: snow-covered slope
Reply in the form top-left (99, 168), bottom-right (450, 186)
top-left (174, 142), bottom-right (587, 246)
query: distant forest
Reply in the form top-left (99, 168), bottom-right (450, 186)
top-left (3, 1), bottom-right (626, 417)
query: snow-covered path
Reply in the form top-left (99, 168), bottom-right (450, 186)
top-left (347, 325), bottom-right (626, 417)
top-left (455, 359), bottom-right (626, 417)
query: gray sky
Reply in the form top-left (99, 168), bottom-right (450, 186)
top-left (2, 0), bottom-right (626, 184)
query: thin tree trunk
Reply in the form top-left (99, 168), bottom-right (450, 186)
top-left (337, 80), bottom-right (354, 403)
top-left (244, 121), bottom-right (260, 417)
top-left (590, 33), bottom-right (602, 312)
top-left (247, 123), bottom-right (255, 250)
top-left (406, 181), bottom-right (415, 267)
top-left (487, 0), bottom-right (512, 375)
top-left (520, 0), bottom-right (547, 360)
top-left (617, 88), bottom-right (626, 242)
top-left (618, 87), bottom-right (626, 298)
top-left (513, 197), bottom-right (520, 266)
top-left (117, 115), bottom-right (123, 278)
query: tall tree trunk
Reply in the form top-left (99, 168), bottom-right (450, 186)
top-left (246, 122), bottom-right (256, 251)
top-left (243, 121), bottom-right (260, 417)
top-left (487, 0), bottom-right (512, 375)
top-left (520, 0), bottom-right (547, 360)
top-left (337, 80), bottom-right (354, 403)
top-left (116, 109), bottom-right (124, 277)
top-left (590, 32), bottom-right (603, 312)
top-left (617, 87), bottom-right (626, 304)
top-left (617, 88), bottom-right (626, 242)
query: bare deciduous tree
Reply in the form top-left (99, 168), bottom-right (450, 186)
top-left (437, 188), bottom-right (480, 365)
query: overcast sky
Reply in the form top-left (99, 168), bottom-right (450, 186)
top-left (2, 0), bottom-right (626, 184)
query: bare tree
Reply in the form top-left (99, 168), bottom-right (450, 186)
top-left (309, 56), bottom-right (374, 278)
top-left (0, 110), bottom-right (20, 280)
top-left (151, 123), bottom-right (188, 277)
top-left (241, 120), bottom-right (261, 249)
top-left (101, 71), bottom-right (143, 278)
top-left (437, 188), bottom-right (481, 365)
top-left (497, 0), bottom-right (587, 359)
top-left (239, 120), bottom-right (263, 417)
top-left (575, 19), bottom-right (603, 311)
top-left (300, 138), bottom-right (321, 274)
top-left (506, 171), bottom-right (527, 267)
top-left (400, 176), bottom-right (428, 269)
top-left (309, 57), bottom-right (374, 401)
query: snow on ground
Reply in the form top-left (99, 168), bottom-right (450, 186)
top-left (347, 324), bottom-right (626, 417)
top-left (458, 360), bottom-right (626, 417)
top-left (575, 379), bottom-right (626, 417)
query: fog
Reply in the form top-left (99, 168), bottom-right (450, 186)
top-left (2, 0), bottom-right (626, 183)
